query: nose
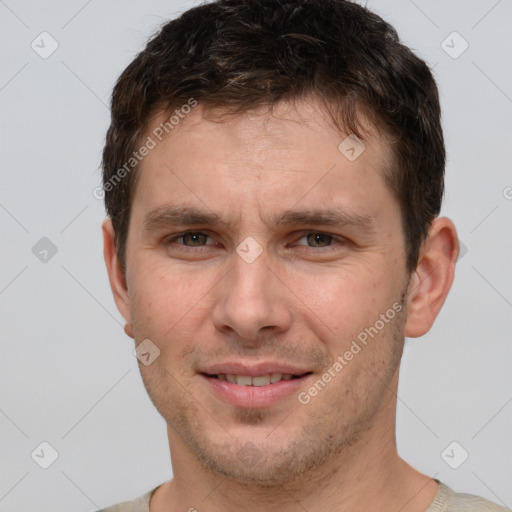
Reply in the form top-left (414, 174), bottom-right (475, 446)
top-left (211, 250), bottom-right (293, 346)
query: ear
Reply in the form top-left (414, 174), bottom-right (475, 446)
top-left (404, 217), bottom-right (459, 338)
top-left (102, 219), bottom-right (134, 338)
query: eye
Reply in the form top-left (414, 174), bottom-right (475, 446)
top-left (295, 232), bottom-right (340, 248)
top-left (167, 231), bottom-right (216, 247)
top-left (164, 231), bottom-right (345, 251)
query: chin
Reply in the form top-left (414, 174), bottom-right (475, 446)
top-left (186, 432), bottom-right (337, 487)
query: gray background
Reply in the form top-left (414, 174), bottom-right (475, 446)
top-left (0, 1), bottom-right (511, 511)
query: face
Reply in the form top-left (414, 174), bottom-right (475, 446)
top-left (116, 99), bottom-right (411, 484)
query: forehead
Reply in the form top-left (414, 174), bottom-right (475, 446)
top-left (145, 98), bottom-right (389, 160)
top-left (131, 98), bottom-right (396, 225)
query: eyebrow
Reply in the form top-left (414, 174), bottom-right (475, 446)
top-left (142, 204), bottom-right (375, 235)
top-left (143, 205), bottom-right (223, 232)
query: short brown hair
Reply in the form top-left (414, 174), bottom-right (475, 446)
top-left (102, 0), bottom-right (444, 273)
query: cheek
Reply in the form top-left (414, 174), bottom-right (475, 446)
top-left (129, 264), bottom-right (202, 337)
top-left (287, 266), bottom-right (405, 369)
top-left (285, 265), bottom-right (384, 330)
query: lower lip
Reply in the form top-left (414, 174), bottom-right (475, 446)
top-left (201, 374), bottom-right (311, 408)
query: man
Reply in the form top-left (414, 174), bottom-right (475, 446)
top-left (99, 0), bottom-right (509, 511)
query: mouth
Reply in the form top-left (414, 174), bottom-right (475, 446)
top-left (202, 372), bottom-right (311, 386)
top-left (203, 372), bottom-right (311, 387)
top-left (200, 371), bottom-right (313, 408)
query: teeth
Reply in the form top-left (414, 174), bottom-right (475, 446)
top-left (236, 375), bottom-right (252, 386)
top-left (252, 375), bottom-right (271, 386)
top-left (219, 373), bottom-right (296, 385)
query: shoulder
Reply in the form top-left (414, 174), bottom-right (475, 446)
top-left (98, 485), bottom-right (161, 512)
top-left (429, 481), bottom-right (511, 512)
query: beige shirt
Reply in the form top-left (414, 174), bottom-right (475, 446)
top-left (99, 480), bottom-right (510, 511)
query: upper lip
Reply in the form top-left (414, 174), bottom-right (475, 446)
top-left (200, 362), bottom-right (312, 377)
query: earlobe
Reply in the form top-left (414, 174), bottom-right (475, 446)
top-left (102, 219), bottom-right (134, 338)
top-left (404, 217), bottom-right (459, 338)
top-left (124, 322), bottom-right (134, 338)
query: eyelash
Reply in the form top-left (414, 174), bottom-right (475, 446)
top-left (165, 231), bottom-right (346, 250)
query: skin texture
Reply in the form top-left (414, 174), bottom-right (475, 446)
top-left (103, 98), bottom-right (459, 512)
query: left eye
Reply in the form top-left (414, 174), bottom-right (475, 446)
top-left (295, 233), bottom-right (338, 247)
